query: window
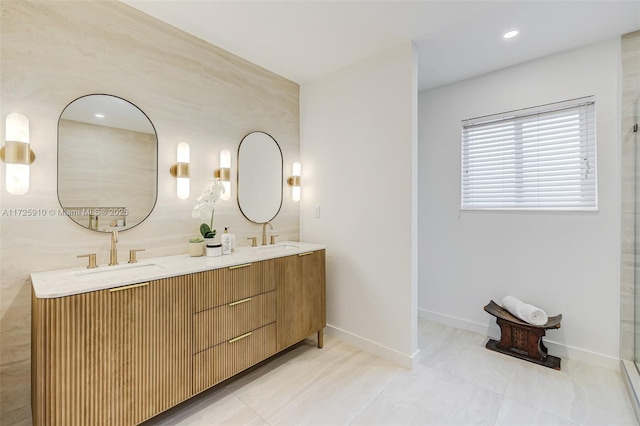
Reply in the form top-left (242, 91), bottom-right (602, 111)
top-left (461, 96), bottom-right (596, 211)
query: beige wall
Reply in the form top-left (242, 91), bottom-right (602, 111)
top-left (621, 31), bottom-right (640, 361)
top-left (0, 2), bottom-right (299, 424)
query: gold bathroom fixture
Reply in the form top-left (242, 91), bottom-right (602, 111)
top-left (286, 161), bottom-right (301, 202)
top-left (246, 237), bottom-right (257, 247)
top-left (77, 253), bottom-right (97, 269)
top-left (1, 113), bottom-right (35, 195)
top-left (229, 262), bottom-right (252, 269)
top-left (213, 149), bottom-right (231, 200)
top-left (261, 221), bottom-right (273, 246)
top-left (229, 332), bottom-right (252, 343)
top-left (108, 281), bottom-right (149, 292)
top-left (228, 297), bottom-right (252, 307)
top-left (109, 228), bottom-right (119, 266)
top-left (170, 142), bottom-right (190, 199)
top-left (128, 248), bottom-right (145, 264)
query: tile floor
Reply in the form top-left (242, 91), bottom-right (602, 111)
top-left (144, 319), bottom-right (637, 425)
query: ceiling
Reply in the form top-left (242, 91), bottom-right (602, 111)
top-left (123, 1), bottom-right (640, 91)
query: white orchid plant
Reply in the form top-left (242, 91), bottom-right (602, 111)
top-left (192, 178), bottom-right (225, 239)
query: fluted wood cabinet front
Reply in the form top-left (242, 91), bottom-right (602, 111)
top-left (192, 260), bottom-right (277, 393)
top-left (276, 250), bottom-right (326, 351)
top-left (193, 323), bottom-right (277, 393)
top-left (32, 252), bottom-right (325, 425)
top-left (192, 260), bottom-right (276, 313)
top-left (32, 275), bottom-right (193, 426)
top-left (193, 291), bottom-right (276, 353)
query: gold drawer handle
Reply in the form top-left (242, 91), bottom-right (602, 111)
top-left (298, 252), bottom-right (314, 257)
top-left (229, 297), bottom-right (252, 307)
top-left (109, 282), bottom-right (149, 292)
top-left (229, 332), bottom-right (252, 343)
top-left (228, 263), bottom-right (252, 270)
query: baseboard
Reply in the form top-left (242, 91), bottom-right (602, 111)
top-left (324, 324), bottom-right (420, 370)
top-left (418, 308), bottom-right (620, 371)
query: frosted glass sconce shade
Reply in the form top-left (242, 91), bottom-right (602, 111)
top-left (214, 149), bottom-right (231, 200)
top-left (287, 161), bottom-right (301, 202)
top-left (170, 142), bottom-right (190, 199)
top-left (176, 142), bottom-right (190, 163)
top-left (2, 113), bottom-right (34, 195)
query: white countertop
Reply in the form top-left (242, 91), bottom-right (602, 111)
top-left (31, 241), bottom-right (325, 298)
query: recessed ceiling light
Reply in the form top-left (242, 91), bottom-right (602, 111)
top-left (503, 30), bottom-right (519, 39)
top-left (95, 113), bottom-right (104, 118)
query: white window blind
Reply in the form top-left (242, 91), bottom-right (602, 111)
top-left (461, 96), bottom-right (597, 211)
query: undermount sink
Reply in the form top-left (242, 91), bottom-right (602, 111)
top-left (73, 262), bottom-right (164, 280)
top-left (253, 243), bottom-right (299, 251)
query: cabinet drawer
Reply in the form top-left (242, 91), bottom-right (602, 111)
top-left (193, 323), bottom-right (276, 394)
top-left (193, 290), bottom-right (276, 353)
top-left (193, 260), bottom-right (276, 313)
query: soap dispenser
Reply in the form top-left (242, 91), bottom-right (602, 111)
top-left (221, 227), bottom-right (232, 255)
top-left (225, 226), bottom-right (236, 252)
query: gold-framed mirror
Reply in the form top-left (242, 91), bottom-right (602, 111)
top-left (57, 94), bottom-right (158, 232)
top-left (237, 131), bottom-right (283, 223)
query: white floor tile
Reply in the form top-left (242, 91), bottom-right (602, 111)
top-left (146, 388), bottom-right (267, 426)
top-left (352, 364), bottom-right (502, 425)
top-left (142, 320), bottom-right (637, 426)
top-left (420, 334), bottom-right (518, 395)
top-left (504, 358), bottom-right (637, 425)
top-left (495, 398), bottom-right (578, 426)
top-left (230, 336), bottom-right (404, 425)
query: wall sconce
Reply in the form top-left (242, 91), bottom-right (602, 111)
top-left (1, 113), bottom-right (34, 195)
top-left (287, 161), bottom-right (301, 202)
top-left (170, 142), bottom-right (190, 199)
top-left (214, 149), bottom-right (231, 201)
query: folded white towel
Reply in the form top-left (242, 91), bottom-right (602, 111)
top-left (501, 296), bottom-right (549, 326)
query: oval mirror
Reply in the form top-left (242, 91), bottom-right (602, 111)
top-left (237, 131), bottom-right (283, 223)
top-left (57, 94), bottom-right (158, 232)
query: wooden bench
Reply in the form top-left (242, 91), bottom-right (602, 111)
top-left (484, 300), bottom-right (562, 370)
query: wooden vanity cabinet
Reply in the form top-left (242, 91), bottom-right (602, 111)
top-left (31, 275), bottom-right (193, 426)
top-left (32, 249), bottom-right (326, 425)
top-left (276, 250), bottom-right (326, 351)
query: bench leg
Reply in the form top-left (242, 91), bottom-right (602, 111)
top-left (496, 318), bottom-right (547, 361)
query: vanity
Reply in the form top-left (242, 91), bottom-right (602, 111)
top-left (31, 243), bottom-right (326, 425)
top-left (32, 92), bottom-right (315, 424)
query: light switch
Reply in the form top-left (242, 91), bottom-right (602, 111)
top-left (314, 205), bottom-right (320, 218)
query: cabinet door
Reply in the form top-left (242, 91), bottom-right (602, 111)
top-left (300, 250), bottom-right (326, 338)
top-left (109, 276), bottom-right (192, 424)
top-left (276, 254), bottom-right (303, 350)
top-left (276, 250), bottom-right (326, 351)
top-left (32, 289), bottom-right (112, 425)
top-left (32, 276), bottom-right (192, 426)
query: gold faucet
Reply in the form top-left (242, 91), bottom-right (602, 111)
top-left (109, 228), bottom-right (119, 266)
top-left (261, 222), bottom-right (273, 246)
top-left (128, 248), bottom-right (145, 264)
top-left (77, 253), bottom-right (97, 269)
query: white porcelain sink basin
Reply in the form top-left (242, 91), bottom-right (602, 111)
top-left (252, 243), bottom-right (299, 252)
top-left (73, 262), bottom-right (164, 281)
